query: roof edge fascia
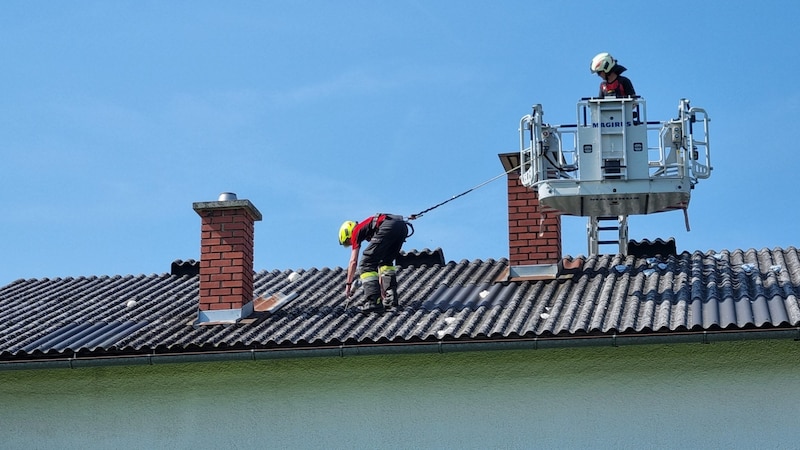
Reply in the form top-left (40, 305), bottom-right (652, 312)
top-left (1, 327), bottom-right (799, 372)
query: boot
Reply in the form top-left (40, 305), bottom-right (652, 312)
top-left (359, 295), bottom-right (384, 313)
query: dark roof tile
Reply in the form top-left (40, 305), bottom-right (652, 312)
top-left (3, 248), bottom-right (800, 362)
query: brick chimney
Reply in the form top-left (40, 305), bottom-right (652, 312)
top-left (192, 192), bottom-right (262, 324)
top-left (498, 153), bottom-right (562, 266)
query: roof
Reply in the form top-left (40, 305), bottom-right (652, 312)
top-left (2, 247), bottom-right (800, 367)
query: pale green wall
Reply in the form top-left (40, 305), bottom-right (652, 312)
top-left (1, 340), bottom-right (799, 449)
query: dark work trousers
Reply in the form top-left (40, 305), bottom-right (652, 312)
top-left (360, 215), bottom-right (407, 300)
top-left (361, 215), bottom-right (408, 302)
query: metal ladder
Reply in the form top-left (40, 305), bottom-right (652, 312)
top-left (598, 101), bottom-right (628, 180)
top-left (587, 215), bottom-right (628, 255)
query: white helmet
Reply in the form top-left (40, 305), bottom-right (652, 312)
top-left (590, 52), bottom-right (616, 74)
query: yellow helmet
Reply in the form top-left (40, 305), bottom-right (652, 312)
top-left (338, 221), bottom-right (356, 246)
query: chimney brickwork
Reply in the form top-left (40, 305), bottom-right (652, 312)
top-left (193, 197), bottom-right (262, 315)
top-left (500, 153), bottom-right (562, 266)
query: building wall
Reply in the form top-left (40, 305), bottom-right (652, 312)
top-left (1, 340), bottom-right (799, 449)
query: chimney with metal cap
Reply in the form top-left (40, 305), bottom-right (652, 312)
top-left (192, 192), bottom-right (262, 323)
top-left (498, 153), bottom-right (562, 266)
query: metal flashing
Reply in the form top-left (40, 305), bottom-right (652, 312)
top-left (196, 300), bottom-right (254, 325)
top-left (506, 263), bottom-right (559, 281)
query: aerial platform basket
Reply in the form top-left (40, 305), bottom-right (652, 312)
top-left (518, 97), bottom-right (711, 254)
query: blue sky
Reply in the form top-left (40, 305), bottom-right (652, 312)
top-left (2, 1), bottom-right (799, 283)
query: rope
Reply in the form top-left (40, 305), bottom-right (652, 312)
top-left (408, 163), bottom-right (521, 220)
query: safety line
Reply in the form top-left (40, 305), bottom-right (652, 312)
top-left (408, 163), bottom-right (521, 220)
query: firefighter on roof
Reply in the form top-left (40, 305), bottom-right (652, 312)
top-left (339, 214), bottom-right (410, 312)
top-left (590, 52), bottom-right (636, 98)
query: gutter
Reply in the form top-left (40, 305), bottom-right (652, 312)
top-left (2, 327), bottom-right (799, 371)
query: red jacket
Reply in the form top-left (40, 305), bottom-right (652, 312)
top-left (350, 214), bottom-right (387, 250)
